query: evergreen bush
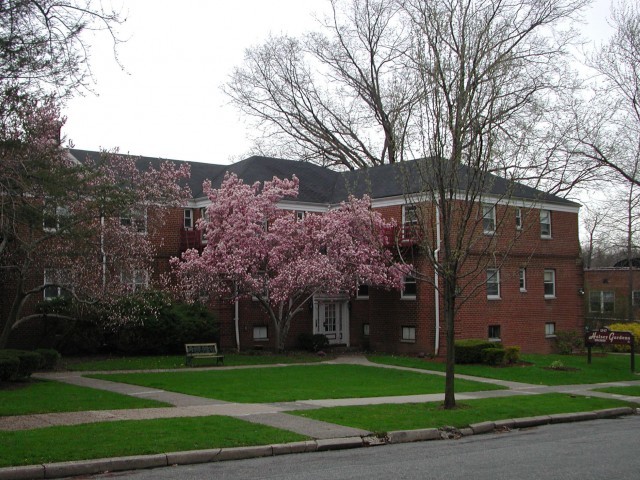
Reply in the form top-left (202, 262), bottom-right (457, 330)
top-left (455, 339), bottom-right (501, 364)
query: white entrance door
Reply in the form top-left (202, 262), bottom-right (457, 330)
top-left (314, 296), bottom-right (349, 346)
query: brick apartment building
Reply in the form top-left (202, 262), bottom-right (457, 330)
top-left (2, 149), bottom-right (585, 354)
top-left (584, 265), bottom-right (640, 327)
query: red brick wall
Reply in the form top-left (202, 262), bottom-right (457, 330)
top-left (584, 268), bottom-right (640, 325)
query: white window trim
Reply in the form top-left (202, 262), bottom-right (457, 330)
top-left (540, 209), bottom-right (552, 238)
top-left (401, 275), bottom-right (417, 300)
top-left (589, 290), bottom-right (615, 313)
top-left (488, 325), bottom-right (501, 341)
top-left (184, 209), bottom-right (193, 229)
top-left (120, 208), bottom-right (148, 234)
top-left (401, 326), bottom-right (416, 343)
top-left (356, 284), bottom-right (369, 300)
top-left (43, 268), bottom-right (70, 300)
top-left (515, 207), bottom-right (523, 231)
top-left (486, 268), bottom-right (501, 299)
top-left (43, 205), bottom-right (70, 232)
top-left (253, 326), bottom-right (268, 341)
top-left (121, 269), bottom-right (149, 293)
top-left (519, 268), bottom-right (527, 292)
top-left (482, 204), bottom-right (496, 235)
top-left (545, 322), bottom-right (556, 338)
top-left (543, 269), bottom-right (556, 299)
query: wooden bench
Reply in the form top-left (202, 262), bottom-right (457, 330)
top-left (185, 343), bottom-right (224, 367)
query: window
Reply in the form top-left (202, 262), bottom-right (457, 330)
top-left (43, 204), bottom-right (70, 232)
top-left (253, 326), bottom-right (268, 341)
top-left (43, 269), bottom-right (71, 300)
top-left (540, 209), bottom-right (551, 238)
top-left (402, 275), bottom-right (417, 299)
top-left (589, 291), bottom-right (615, 313)
top-left (515, 208), bottom-right (522, 230)
top-left (363, 323), bottom-right (370, 337)
top-left (184, 209), bottom-right (193, 229)
top-left (357, 284), bottom-right (369, 299)
top-left (488, 325), bottom-right (501, 340)
top-left (402, 204), bottom-right (418, 239)
top-left (519, 268), bottom-right (527, 292)
top-left (401, 326), bottom-right (416, 342)
top-left (486, 269), bottom-right (500, 299)
top-left (482, 204), bottom-right (496, 234)
top-left (545, 322), bottom-right (556, 337)
top-left (634, 291), bottom-right (640, 307)
top-left (295, 210), bottom-right (306, 222)
top-left (120, 208), bottom-right (147, 233)
top-left (122, 269), bottom-right (149, 292)
top-left (543, 269), bottom-right (556, 298)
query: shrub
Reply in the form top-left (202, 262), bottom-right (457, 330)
top-left (112, 293), bottom-right (219, 354)
top-left (606, 322), bottom-right (640, 352)
top-left (56, 318), bottom-right (106, 355)
top-left (552, 330), bottom-right (584, 354)
top-left (481, 347), bottom-right (506, 366)
top-left (298, 333), bottom-right (329, 352)
top-left (0, 350), bottom-right (42, 377)
top-left (35, 349), bottom-right (61, 370)
top-left (455, 339), bottom-right (501, 364)
top-left (0, 355), bottom-right (20, 381)
top-left (504, 346), bottom-right (521, 364)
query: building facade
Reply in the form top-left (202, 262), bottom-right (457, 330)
top-left (1, 150), bottom-right (585, 354)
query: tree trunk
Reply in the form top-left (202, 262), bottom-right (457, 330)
top-left (0, 277), bottom-right (27, 349)
top-left (443, 276), bottom-right (457, 409)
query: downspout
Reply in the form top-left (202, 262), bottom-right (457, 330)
top-left (234, 285), bottom-right (240, 352)
top-left (434, 205), bottom-right (441, 356)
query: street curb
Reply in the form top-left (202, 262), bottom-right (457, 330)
top-left (0, 408), bottom-right (637, 480)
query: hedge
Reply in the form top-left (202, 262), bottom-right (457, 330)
top-left (0, 350), bottom-right (42, 378)
top-left (35, 349), bottom-right (61, 370)
top-left (455, 339), bottom-right (501, 364)
top-left (481, 347), bottom-right (506, 366)
top-left (0, 355), bottom-right (19, 381)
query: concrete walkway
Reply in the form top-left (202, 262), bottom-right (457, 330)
top-left (2, 355), bottom-right (640, 438)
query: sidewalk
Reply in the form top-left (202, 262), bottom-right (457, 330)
top-left (2, 355), bottom-right (639, 436)
top-left (1, 356), bottom-right (639, 480)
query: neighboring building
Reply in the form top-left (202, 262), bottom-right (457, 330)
top-left (1, 149), bottom-right (585, 354)
top-left (584, 266), bottom-right (640, 327)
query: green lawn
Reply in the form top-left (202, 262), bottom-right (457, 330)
top-left (90, 364), bottom-right (503, 403)
top-left (292, 393), bottom-right (635, 432)
top-left (368, 354), bottom-right (640, 385)
top-left (0, 380), bottom-right (169, 416)
top-left (64, 352), bottom-right (327, 371)
top-left (0, 416), bottom-right (307, 468)
top-left (594, 385), bottom-right (640, 397)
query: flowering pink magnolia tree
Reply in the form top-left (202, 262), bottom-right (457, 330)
top-left (171, 173), bottom-right (408, 351)
top-left (0, 95), bottom-right (191, 347)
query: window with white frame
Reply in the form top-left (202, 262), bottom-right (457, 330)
top-left (401, 326), bottom-right (416, 342)
top-left (43, 269), bottom-right (71, 300)
top-left (482, 204), bottom-right (496, 234)
top-left (543, 269), bottom-right (556, 298)
top-left (488, 325), bottom-right (501, 340)
top-left (402, 275), bottom-right (417, 299)
top-left (183, 209), bottom-right (193, 229)
top-left (545, 322), bottom-right (556, 337)
top-left (515, 207), bottom-right (523, 230)
top-left (540, 209), bottom-right (551, 238)
top-left (43, 203), bottom-right (70, 232)
top-left (295, 210), bottom-right (306, 222)
top-left (402, 204), bottom-right (418, 239)
top-left (120, 208), bottom-right (147, 233)
top-left (253, 326), bottom-right (268, 341)
top-left (589, 290), bottom-right (615, 313)
top-left (363, 323), bottom-right (370, 336)
top-left (486, 269), bottom-right (500, 299)
top-left (519, 268), bottom-right (527, 292)
top-left (121, 269), bottom-right (149, 292)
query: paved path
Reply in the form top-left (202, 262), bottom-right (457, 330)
top-left (2, 355), bottom-right (640, 439)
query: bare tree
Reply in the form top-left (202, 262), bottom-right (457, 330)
top-left (399, 0), bottom-right (588, 408)
top-left (224, 0), bottom-right (419, 169)
top-left (0, 0), bottom-right (124, 98)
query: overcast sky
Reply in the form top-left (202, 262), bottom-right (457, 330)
top-left (62, 0), bottom-right (615, 165)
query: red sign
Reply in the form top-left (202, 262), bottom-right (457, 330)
top-left (585, 328), bottom-right (633, 346)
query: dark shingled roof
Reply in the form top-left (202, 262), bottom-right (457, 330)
top-left (69, 149), bottom-right (578, 207)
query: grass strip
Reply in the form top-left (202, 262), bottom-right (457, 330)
top-left (90, 364), bottom-right (503, 403)
top-left (0, 415), bottom-right (307, 468)
top-left (368, 354), bottom-right (640, 385)
top-left (0, 380), bottom-right (169, 416)
top-left (64, 353), bottom-right (326, 371)
top-left (593, 385), bottom-right (640, 397)
top-left (291, 393), bottom-right (635, 432)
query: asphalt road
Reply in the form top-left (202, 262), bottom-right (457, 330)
top-left (89, 416), bottom-right (640, 480)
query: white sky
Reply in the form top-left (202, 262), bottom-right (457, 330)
top-left (62, 0), bottom-right (615, 165)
